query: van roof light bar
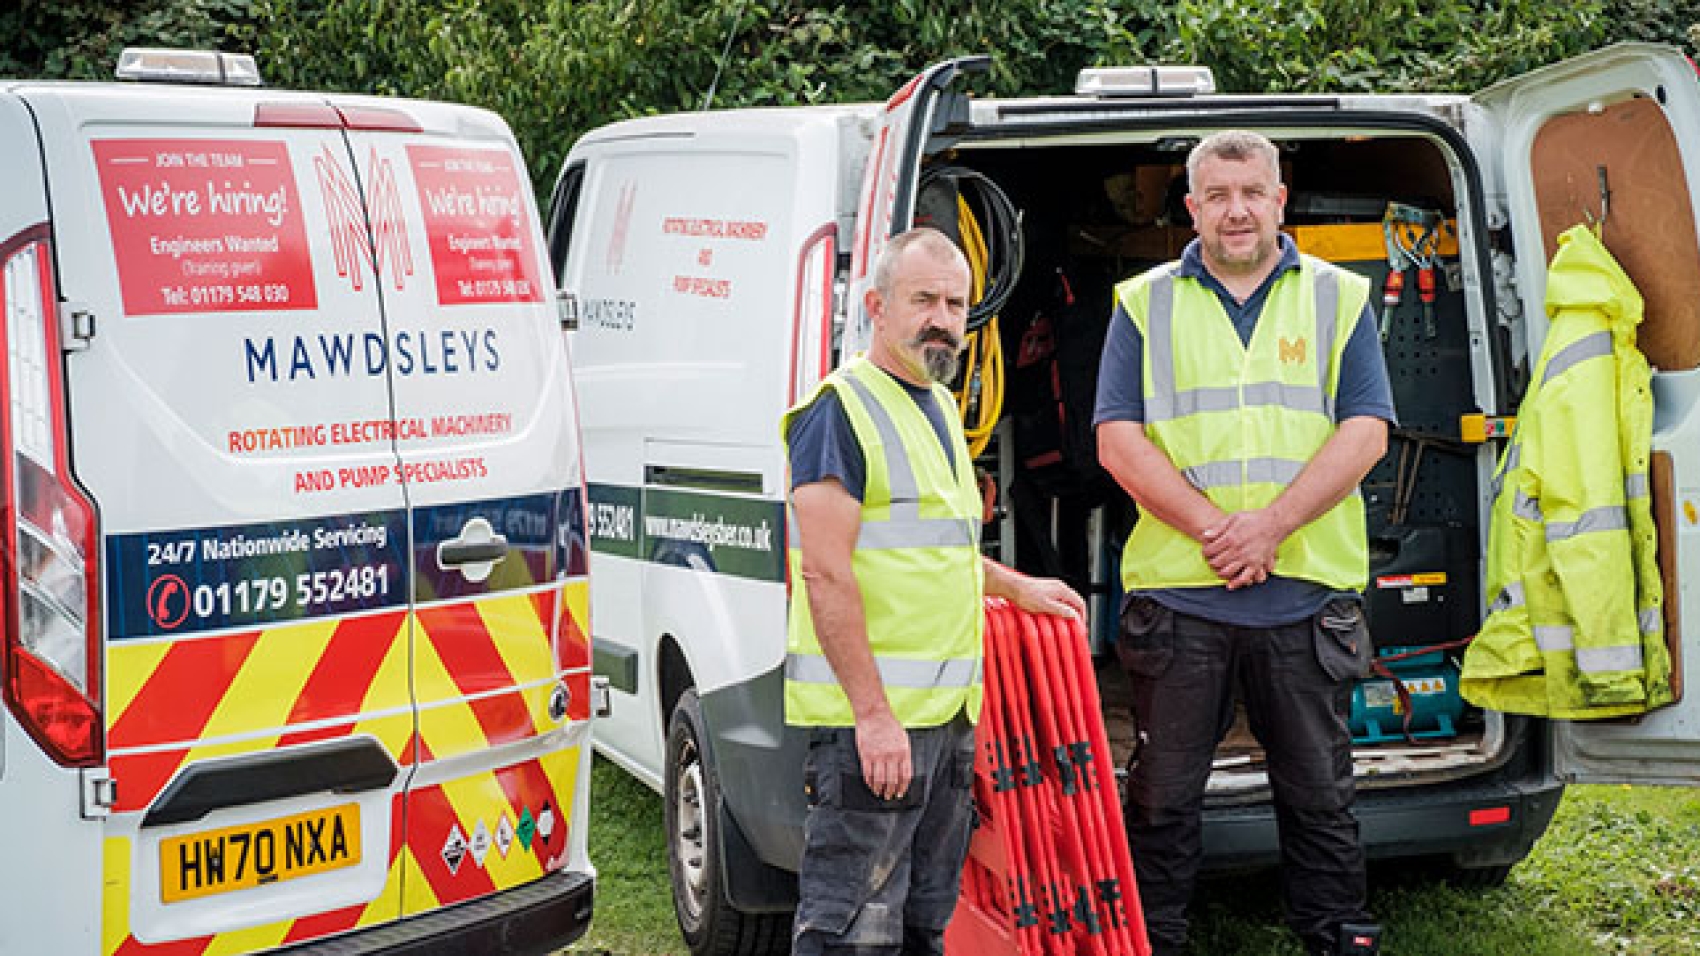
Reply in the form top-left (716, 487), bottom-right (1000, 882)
top-left (115, 48), bottom-right (262, 87)
top-left (1075, 65), bottom-right (1215, 98)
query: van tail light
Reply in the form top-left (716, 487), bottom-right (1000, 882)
top-left (1, 230), bottom-right (102, 767)
top-left (783, 224), bottom-right (840, 598)
top-left (788, 224), bottom-right (838, 406)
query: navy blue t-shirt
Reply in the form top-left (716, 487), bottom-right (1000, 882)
top-left (1092, 235), bottom-right (1398, 626)
top-left (787, 369), bottom-right (958, 501)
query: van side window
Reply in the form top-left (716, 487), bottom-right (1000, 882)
top-left (546, 162), bottom-right (585, 282)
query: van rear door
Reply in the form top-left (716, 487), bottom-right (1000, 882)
top-left (25, 84), bottom-right (414, 947)
top-left (844, 57), bottom-right (988, 356)
top-left (334, 97), bottom-right (593, 917)
top-left (1474, 42), bottom-right (1700, 785)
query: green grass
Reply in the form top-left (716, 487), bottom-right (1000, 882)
top-left (569, 759), bottom-right (681, 955)
top-left (569, 757), bottom-right (1700, 955)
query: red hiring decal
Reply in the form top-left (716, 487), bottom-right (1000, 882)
top-left (93, 139), bottom-right (317, 316)
top-left (407, 144), bottom-right (543, 306)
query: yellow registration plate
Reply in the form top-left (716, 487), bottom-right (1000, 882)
top-left (161, 803), bottom-right (361, 903)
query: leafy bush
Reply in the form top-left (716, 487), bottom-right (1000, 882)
top-left (5, 1), bottom-right (1697, 191)
top-left (0, 0), bottom-right (259, 79)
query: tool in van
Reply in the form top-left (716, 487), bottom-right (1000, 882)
top-left (1378, 218), bottom-right (1409, 342)
top-left (1382, 203), bottom-right (1446, 339)
top-left (1409, 222), bottom-right (1443, 339)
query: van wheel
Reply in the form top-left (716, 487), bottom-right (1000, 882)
top-left (665, 689), bottom-right (790, 956)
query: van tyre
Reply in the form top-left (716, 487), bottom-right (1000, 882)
top-left (665, 689), bottom-right (790, 956)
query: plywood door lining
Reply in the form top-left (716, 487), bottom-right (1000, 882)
top-left (1531, 97), bottom-right (1700, 371)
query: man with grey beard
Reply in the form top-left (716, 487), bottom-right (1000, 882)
top-left (783, 226), bottom-right (1082, 954)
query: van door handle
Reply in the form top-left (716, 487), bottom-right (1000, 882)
top-left (439, 537), bottom-right (509, 565)
top-left (437, 517), bottom-right (508, 583)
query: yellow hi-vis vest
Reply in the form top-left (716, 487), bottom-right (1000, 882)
top-left (1114, 255), bottom-right (1371, 592)
top-left (782, 356), bottom-right (985, 728)
top-left (1460, 225), bottom-right (1672, 718)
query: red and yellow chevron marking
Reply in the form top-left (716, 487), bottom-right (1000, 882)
top-left (399, 747), bottom-right (582, 914)
top-left (106, 610), bottom-right (413, 813)
top-left (101, 579), bottom-right (591, 954)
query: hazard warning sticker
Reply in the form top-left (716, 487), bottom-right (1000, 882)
top-left (537, 801), bottom-right (557, 846)
top-left (470, 819), bottom-right (492, 868)
top-left (441, 823), bottom-right (468, 875)
top-left (407, 144), bottom-right (543, 306)
top-left (93, 139), bottom-right (318, 317)
top-left (516, 807), bottom-right (536, 851)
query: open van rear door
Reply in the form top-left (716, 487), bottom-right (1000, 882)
top-left (1474, 42), bottom-right (1700, 786)
top-left (843, 57), bottom-right (987, 356)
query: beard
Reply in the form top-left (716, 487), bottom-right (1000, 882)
top-left (1203, 230), bottom-right (1279, 275)
top-left (911, 327), bottom-right (963, 383)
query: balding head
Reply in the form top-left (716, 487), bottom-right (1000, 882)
top-left (872, 227), bottom-right (970, 299)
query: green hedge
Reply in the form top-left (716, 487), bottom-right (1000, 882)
top-left (4, 1), bottom-right (1696, 192)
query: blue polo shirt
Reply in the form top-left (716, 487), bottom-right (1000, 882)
top-left (1092, 234), bottom-right (1397, 626)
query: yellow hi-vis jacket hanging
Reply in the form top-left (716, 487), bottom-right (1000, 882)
top-left (1113, 255), bottom-right (1371, 592)
top-left (782, 356), bottom-right (985, 728)
top-left (1461, 225), bottom-right (1672, 718)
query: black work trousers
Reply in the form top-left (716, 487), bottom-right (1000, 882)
top-left (792, 717), bottom-right (977, 956)
top-left (1116, 596), bottom-right (1372, 955)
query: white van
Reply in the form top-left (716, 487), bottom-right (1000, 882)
top-left (0, 49), bottom-right (594, 954)
top-left (550, 43), bottom-right (1700, 955)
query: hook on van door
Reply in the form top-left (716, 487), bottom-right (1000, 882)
top-left (1583, 165), bottom-right (1610, 232)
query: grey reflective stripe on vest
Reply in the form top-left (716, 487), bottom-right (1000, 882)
top-left (1533, 625), bottom-right (1573, 651)
top-left (1146, 270), bottom-right (1179, 414)
top-left (1312, 267), bottom-right (1340, 420)
top-left (1491, 441), bottom-right (1522, 503)
top-left (1530, 626), bottom-right (1646, 673)
top-left (1577, 643), bottom-right (1645, 672)
top-left (1489, 581), bottom-right (1526, 613)
top-left (856, 518), bottom-right (977, 549)
top-left (1242, 381), bottom-right (1328, 416)
top-left (785, 652), bottom-right (978, 689)
top-left (1546, 505), bottom-right (1629, 543)
top-left (1626, 472), bottom-right (1649, 500)
top-left (1512, 490), bottom-right (1543, 522)
top-left (1183, 457), bottom-right (1307, 491)
top-left (1147, 382), bottom-right (1327, 422)
top-left (837, 374), bottom-right (979, 551)
top-left (1541, 331), bottom-right (1613, 385)
top-left (1147, 385), bottom-right (1239, 421)
top-left (1641, 608), bottom-right (1662, 634)
top-left (842, 374), bottom-right (922, 515)
top-left (1145, 266), bottom-right (1339, 424)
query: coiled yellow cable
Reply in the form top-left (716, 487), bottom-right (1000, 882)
top-left (954, 195), bottom-right (1004, 458)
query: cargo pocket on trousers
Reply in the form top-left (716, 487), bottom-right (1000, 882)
top-left (953, 741), bottom-right (979, 830)
top-left (1313, 597), bottom-right (1373, 682)
top-left (1115, 595), bottom-right (1175, 679)
top-left (803, 728), bottom-right (834, 808)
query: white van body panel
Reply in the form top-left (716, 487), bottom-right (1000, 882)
top-left (565, 108), bottom-right (864, 781)
top-left (0, 91), bottom-right (106, 956)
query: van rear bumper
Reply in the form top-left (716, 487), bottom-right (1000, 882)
top-left (1201, 775), bottom-right (1566, 872)
top-left (271, 870), bottom-right (594, 956)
